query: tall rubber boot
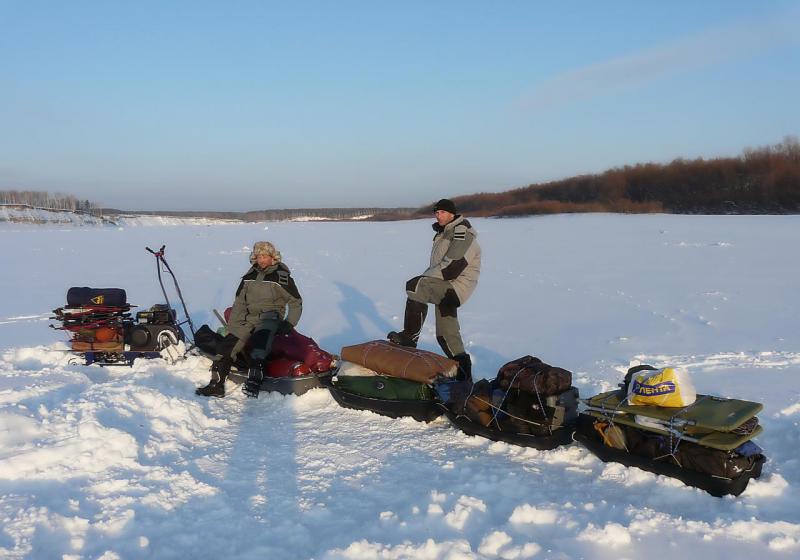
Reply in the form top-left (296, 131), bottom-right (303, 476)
top-left (196, 359), bottom-right (231, 397)
top-left (453, 353), bottom-right (472, 382)
top-left (388, 299), bottom-right (427, 347)
top-left (242, 360), bottom-right (264, 398)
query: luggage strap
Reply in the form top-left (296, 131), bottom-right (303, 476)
top-left (474, 365), bottom-right (555, 434)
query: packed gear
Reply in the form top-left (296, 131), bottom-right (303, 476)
top-left (440, 355), bottom-right (579, 450)
top-left (52, 285), bottom-right (185, 366)
top-left (341, 340), bottom-right (458, 383)
top-left (328, 341), bottom-right (460, 422)
top-left (194, 307), bottom-right (335, 397)
top-left (575, 364), bottom-right (766, 497)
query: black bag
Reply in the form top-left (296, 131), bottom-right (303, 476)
top-left (67, 287), bottom-right (127, 307)
top-left (194, 324), bottom-right (224, 356)
top-left (675, 440), bottom-right (764, 479)
top-left (497, 356), bottom-right (572, 396)
top-left (623, 424), bottom-right (764, 479)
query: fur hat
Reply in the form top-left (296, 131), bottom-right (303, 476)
top-left (249, 241), bottom-right (282, 264)
top-left (433, 198), bottom-right (457, 214)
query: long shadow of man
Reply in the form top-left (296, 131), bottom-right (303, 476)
top-left (319, 281), bottom-right (395, 352)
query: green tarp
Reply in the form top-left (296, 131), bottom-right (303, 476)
top-left (334, 374), bottom-right (434, 401)
top-left (582, 390), bottom-right (763, 451)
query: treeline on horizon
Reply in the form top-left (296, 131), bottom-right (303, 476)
top-left (4, 137), bottom-right (798, 219)
top-left (0, 191), bottom-right (99, 212)
top-left (400, 136), bottom-right (800, 219)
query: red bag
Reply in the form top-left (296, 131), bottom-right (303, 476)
top-left (272, 330), bottom-right (334, 373)
top-left (264, 358), bottom-right (313, 378)
top-left (222, 307), bottom-right (334, 373)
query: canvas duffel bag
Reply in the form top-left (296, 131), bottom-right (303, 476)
top-left (67, 287), bottom-right (127, 307)
top-left (341, 340), bottom-right (457, 384)
top-left (335, 374), bottom-right (434, 401)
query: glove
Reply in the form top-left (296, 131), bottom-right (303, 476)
top-left (230, 337), bottom-right (247, 359)
top-left (276, 320), bottom-right (294, 335)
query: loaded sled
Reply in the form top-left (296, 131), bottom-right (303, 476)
top-left (441, 355), bottom-right (579, 450)
top-left (574, 365), bottom-right (766, 497)
top-left (326, 340), bottom-right (457, 422)
top-left (193, 309), bottom-right (335, 396)
top-left (52, 287), bottom-right (185, 366)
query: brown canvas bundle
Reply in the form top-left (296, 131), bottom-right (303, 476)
top-left (340, 340), bottom-right (458, 384)
top-left (497, 355), bottom-right (572, 397)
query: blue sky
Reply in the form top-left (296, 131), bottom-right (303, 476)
top-left (1, 1), bottom-right (798, 211)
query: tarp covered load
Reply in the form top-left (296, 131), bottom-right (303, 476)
top-left (442, 355), bottom-right (578, 450)
top-left (575, 364), bottom-right (766, 497)
top-left (341, 340), bottom-right (458, 384)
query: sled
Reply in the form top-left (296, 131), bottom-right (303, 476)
top-left (440, 384), bottom-right (579, 450)
top-left (582, 390), bottom-right (762, 450)
top-left (325, 370), bottom-right (443, 423)
top-left (442, 407), bottom-right (574, 450)
top-left (573, 414), bottom-right (766, 497)
top-left (194, 318), bottom-right (336, 396)
top-left (227, 368), bottom-right (331, 396)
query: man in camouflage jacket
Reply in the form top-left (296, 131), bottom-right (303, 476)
top-left (196, 241), bottom-right (302, 398)
top-left (388, 198), bottom-right (481, 380)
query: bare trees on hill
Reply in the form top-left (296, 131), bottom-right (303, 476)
top-left (421, 136), bottom-right (800, 217)
top-left (0, 190), bottom-right (98, 213)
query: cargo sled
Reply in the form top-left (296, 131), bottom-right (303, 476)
top-left (575, 368), bottom-right (767, 497)
top-left (52, 287), bottom-right (185, 366)
top-left (440, 356), bottom-right (579, 450)
top-left (327, 372), bottom-right (444, 422)
top-left (325, 341), bottom-right (459, 422)
top-left (194, 322), bottom-right (335, 396)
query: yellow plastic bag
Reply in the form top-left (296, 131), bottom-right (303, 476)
top-left (628, 367), bottom-right (696, 407)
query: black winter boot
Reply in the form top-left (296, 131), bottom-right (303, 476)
top-left (453, 353), bottom-right (472, 382)
top-left (387, 300), bottom-right (427, 347)
top-left (387, 330), bottom-right (417, 348)
top-left (195, 381), bottom-right (225, 397)
top-left (242, 361), bottom-right (264, 398)
top-left (196, 359), bottom-right (231, 398)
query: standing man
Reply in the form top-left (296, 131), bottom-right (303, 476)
top-left (196, 241), bottom-right (302, 398)
top-left (387, 199), bottom-right (481, 380)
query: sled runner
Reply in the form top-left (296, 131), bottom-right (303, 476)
top-left (573, 414), bottom-right (766, 497)
top-left (228, 368), bottom-right (331, 396)
top-left (442, 407), bottom-right (574, 449)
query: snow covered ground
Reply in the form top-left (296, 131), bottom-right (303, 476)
top-left (0, 214), bottom-right (798, 559)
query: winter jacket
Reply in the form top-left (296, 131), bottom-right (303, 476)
top-left (422, 215), bottom-right (481, 303)
top-left (228, 262), bottom-right (303, 340)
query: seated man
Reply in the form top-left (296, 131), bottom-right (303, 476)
top-left (196, 241), bottom-right (302, 398)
